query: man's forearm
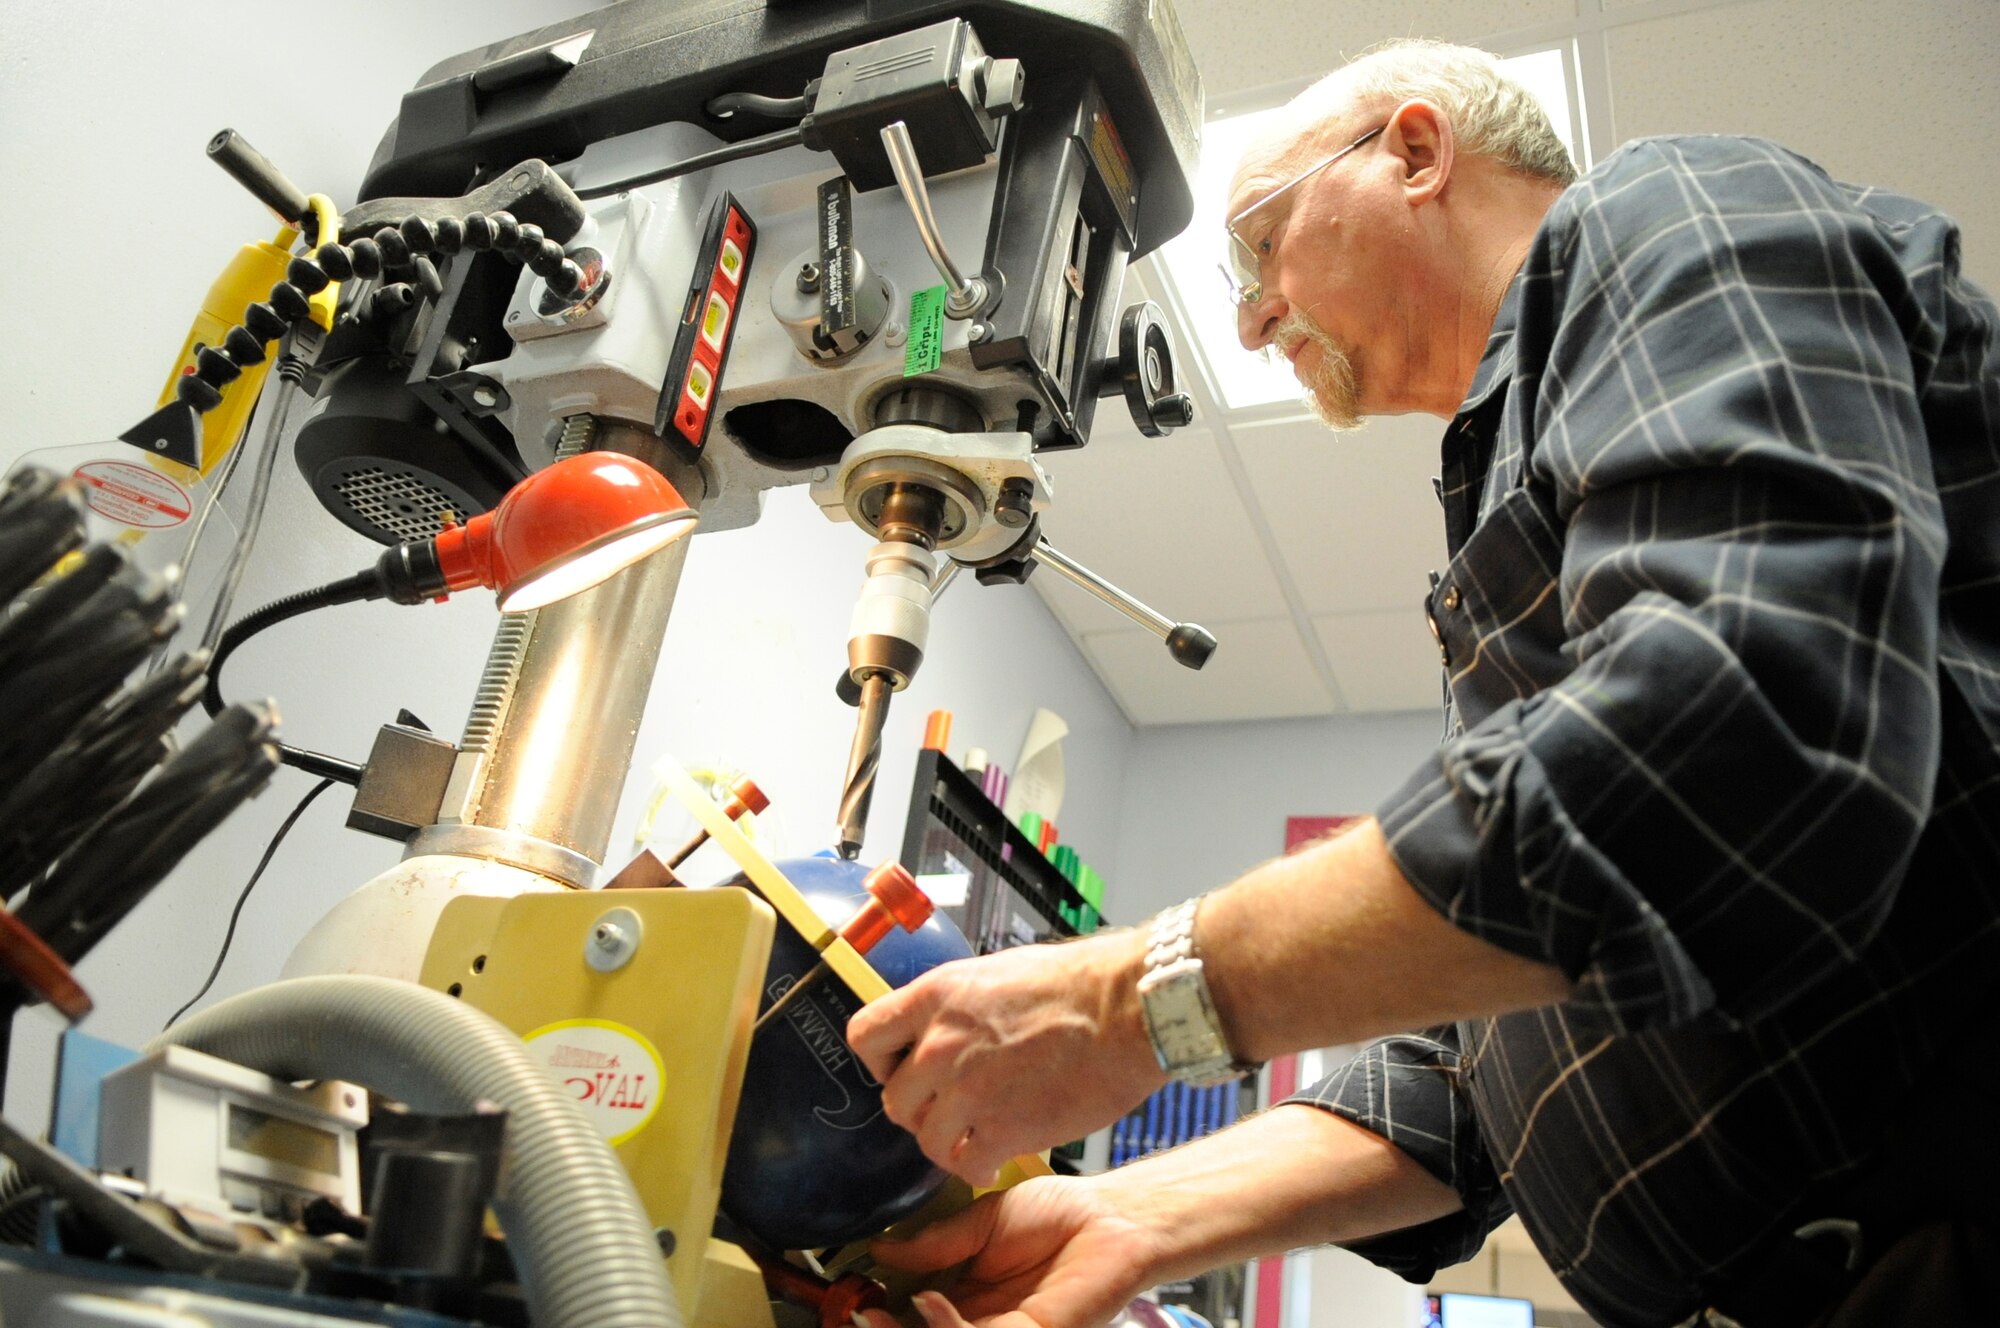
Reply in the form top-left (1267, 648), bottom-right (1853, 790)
top-left (1197, 820), bottom-right (1572, 1061)
top-left (844, 819), bottom-right (1572, 1185)
top-left (1091, 1101), bottom-right (1463, 1283)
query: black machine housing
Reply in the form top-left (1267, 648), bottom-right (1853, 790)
top-left (296, 0), bottom-right (1203, 544)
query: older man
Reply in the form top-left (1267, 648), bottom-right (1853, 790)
top-left (847, 39), bottom-right (2000, 1328)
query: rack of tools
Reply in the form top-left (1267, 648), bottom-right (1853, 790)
top-left (898, 746), bottom-right (1099, 953)
top-left (0, 467), bottom-right (282, 1079)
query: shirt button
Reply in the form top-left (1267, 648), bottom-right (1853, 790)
top-left (1441, 585), bottom-right (1461, 611)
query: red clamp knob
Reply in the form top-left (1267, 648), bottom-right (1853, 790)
top-left (753, 1252), bottom-right (887, 1328)
top-left (664, 772), bottom-right (771, 870)
top-left (818, 1274), bottom-right (888, 1328)
top-left (721, 774), bottom-right (769, 821)
top-left (839, 862), bottom-right (933, 954)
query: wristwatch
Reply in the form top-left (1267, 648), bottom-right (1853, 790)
top-left (1137, 898), bottom-right (1260, 1087)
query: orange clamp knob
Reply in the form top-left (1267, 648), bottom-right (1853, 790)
top-left (664, 773), bottom-right (770, 870)
top-left (840, 862), bottom-right (933, 954)
top-left (818, 1274), bottom-right (888, 1328)
top-left (721, 774), bottom-right (769, 820)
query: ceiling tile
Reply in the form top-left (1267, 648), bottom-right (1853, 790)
top-left (1031, 426), bottom-right (1292, 635)
top-left (1082, 618), bottom-right (1333, 726)
top-left (1314, 609), bottom-right (1445, 713)
top-left (1605, 0), bottom-right (2000, 292)
top-left (1178, 0), bottom-right (1579, 99)
top-left (1231, 412), bottom-right (1448, 615)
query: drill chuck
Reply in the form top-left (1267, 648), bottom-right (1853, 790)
top-left (845, 539), bottom-right (936, 688)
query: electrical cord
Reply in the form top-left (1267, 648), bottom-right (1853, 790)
top-left (705, 91), bottom-right (811, 121)
top-left (172, 394), bottom-right (251, 598)
top-left (201, 572), bottom-right (383, 785)
top-left (577, 125), bottom-right (806, 199)
top-left (197, 376), bottom-right (303, 654)
top-left (163, 776), bottom-right (336, 1030)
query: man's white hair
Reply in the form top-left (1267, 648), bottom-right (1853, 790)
top-left (1292, 39), bottom-right (1577, 187)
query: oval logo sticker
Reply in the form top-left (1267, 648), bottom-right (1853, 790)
top-left (523, 1019), bottom-right (665, 1145)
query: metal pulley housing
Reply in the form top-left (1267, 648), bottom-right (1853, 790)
top-left (810, 424), bottom-right (1052, 564)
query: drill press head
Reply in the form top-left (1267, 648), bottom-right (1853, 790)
top-left (293, 2), bottom-right (1200, 547)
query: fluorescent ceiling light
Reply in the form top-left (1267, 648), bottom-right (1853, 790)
top-left (1155, 50), bottom-right (1583, 413)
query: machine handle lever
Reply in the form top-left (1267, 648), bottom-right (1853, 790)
top-left (929, 558), bottom-right (961, 603)
top-left (879, 120), bottom-right (989, 319)
top-left (207, 129), bottom-right (312, 227)
top-left (1034, 538), bottom-right (1216, 670)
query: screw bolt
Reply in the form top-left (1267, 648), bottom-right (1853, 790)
top-left (585, 908), bottom-right (643, 972)
top-left (994, 478), bottom-right (1034, 529)
top-left (797, 262), bottom-right (822, 293)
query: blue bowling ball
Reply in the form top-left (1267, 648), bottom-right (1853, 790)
top-left (719, 854), bottom-right (974, 1250)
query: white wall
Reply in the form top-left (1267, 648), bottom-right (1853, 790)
top-left (1112, 715), bottom-right (1447, 1328)
top-left (0, 2), bottom-right (1133, 1125)
top-left (1110, 712), bottom-right (1440, 924)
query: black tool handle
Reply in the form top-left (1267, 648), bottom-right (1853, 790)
top-left (207, 129), bottom-right (311, 225)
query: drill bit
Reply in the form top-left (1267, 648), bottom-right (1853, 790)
top-left (836, 672), bottom-right (891, 859)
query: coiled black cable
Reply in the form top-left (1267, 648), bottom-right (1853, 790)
top-left (173, 206), bottom-right (594, 424)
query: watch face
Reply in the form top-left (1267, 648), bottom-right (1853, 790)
top-left (1141, 961), bottom-right (1229, 1069)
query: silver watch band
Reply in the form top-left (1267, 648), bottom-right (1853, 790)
top-left (1138, 898), bottom-right (1258, 1086)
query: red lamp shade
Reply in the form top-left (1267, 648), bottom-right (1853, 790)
top-left (429, 453), bottom-right (698, 611)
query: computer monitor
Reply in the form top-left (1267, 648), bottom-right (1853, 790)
top-left (1438, 1293), bottom-right (1535, 1328)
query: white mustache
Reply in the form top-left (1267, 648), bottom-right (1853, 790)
top-left (1271, 311), bottom-right (1362, 430)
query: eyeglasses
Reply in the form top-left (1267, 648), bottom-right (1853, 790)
top-left (1223, 124), bottom-right (1385, 306)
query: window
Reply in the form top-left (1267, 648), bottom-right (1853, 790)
top-left (1149, 49), bottom-right (1583, 412)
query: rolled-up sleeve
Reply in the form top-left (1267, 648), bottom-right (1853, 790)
top-left (1285, 1032), bottom-right (1511, 1279)
top-left (1380, 138), bottom-right (1953, 1036)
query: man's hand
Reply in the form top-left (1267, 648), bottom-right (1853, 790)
top-left (847, 930), bottom-right (1166, 1184)
top-left (856, 1104), bottom-right (1465, 1328)
top-left (862, 1177), bottom-right (1157, 1328)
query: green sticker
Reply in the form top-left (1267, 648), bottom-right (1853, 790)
top-left (904, 284), bottom-right (947, 377)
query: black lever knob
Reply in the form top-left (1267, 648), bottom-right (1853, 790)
top-left (1166, 623), bottom-right (1217, 669)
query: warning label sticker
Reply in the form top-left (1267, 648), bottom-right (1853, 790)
top-left (73, 460), bottom-right (191, 529)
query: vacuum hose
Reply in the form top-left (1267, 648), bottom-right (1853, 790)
top-left (148, 975), bottom-right (679, 1328)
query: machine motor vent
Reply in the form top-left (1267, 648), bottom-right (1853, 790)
top-left (334, 466), bottom-right (464, 544)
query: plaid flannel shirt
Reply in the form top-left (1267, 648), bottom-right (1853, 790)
top-left (1287, 136), bottom-right (2000, 1326)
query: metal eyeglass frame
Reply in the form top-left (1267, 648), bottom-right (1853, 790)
top-left (1223, 124), bottom-right (1385, 307)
